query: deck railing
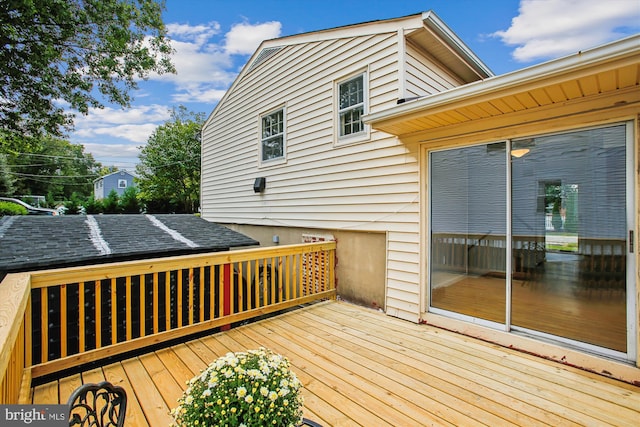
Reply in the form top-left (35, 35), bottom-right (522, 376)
top-left (0, 241), bottom-right (336, 403)
top-left (431, 233), bottom-right (625, 290)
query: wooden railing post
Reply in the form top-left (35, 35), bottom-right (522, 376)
top-left (0, 273), bottom-right (31, 404)
top-left (221, 263), bottom-right (231, 331)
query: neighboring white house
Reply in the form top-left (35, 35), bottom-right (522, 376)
top-left (201, 11), bottom-right (640, 382)
top-left (93, 170), bottom-right (136, 200)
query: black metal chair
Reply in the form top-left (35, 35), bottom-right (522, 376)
top-left (67, 381), bottom-right (127, 427)
top-left (301, 418), bottom-right (323, 427)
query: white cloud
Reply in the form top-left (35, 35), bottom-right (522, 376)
top-left (166, 21), bottom-right (221, 44)
top-left (147, 20), bottom-right (281, 104)
top-left (73, 105), bottom-right (171, 143)
top-left (493, 0), bottom-right (640, 62)
top-left (224, 21), bottom-right (282, 55)
top-left (80, 123), bottom-right (160, 144)
top-left (172, 88), bottom-right (228, 104)
top-left (82, 143), bottom-right (142, 159)
top-left (80, 142), bottom-right (141, 169)
top-left (75, 105), bottom-right (170, 126)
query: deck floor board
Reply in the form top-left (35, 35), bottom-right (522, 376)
top-left (31, 301), bottom-right (640, 426)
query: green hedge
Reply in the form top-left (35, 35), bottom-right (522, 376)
top-left (0, 201), bottom-right (28, 216)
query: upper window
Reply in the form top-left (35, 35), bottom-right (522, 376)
top-left (338, 73), bottom-right (366, 138)
top-left (261, 108), bottom-right (285, 162)
top-left (118, 179), bottom-right (127, 189)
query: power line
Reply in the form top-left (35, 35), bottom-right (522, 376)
top-left (13, 152), bottom-right (93, 161)
top-left (5, 163), bottom-right (52, 168)
top-left (9, 172), bottom-right (99, 178)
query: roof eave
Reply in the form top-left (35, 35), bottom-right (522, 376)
top-left (421, 11), bottom-right (494, 79)
top-left (364, 34), bottom-right (640, 128)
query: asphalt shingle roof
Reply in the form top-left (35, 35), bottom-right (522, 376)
top-left (0, 214), bottom-right (258, 273)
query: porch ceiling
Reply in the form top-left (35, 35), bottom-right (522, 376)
top-left (366, 35), bottom-right (640, 140)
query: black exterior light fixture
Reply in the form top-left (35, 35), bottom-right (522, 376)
top-left (254, 177), bottom-right (266, 193)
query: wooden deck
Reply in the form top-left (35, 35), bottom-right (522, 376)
top-left (31, 301), bottom-right (640, 426)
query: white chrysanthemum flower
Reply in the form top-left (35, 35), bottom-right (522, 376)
top-left (236, 386), bottom-right (247, 398)
top-left (278, 387), bottom-right (290, 397)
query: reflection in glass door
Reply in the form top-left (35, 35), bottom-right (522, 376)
top-left (511, 125), bottom-right (628, 353)
top-left (429, 123), bottom-right (633, 357)
top-left (430, 143), bottom-right (507, 325)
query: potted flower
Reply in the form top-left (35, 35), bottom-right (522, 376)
top-left (172, 347), bottom-right (307, 427)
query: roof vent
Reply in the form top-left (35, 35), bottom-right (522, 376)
top-left (247, 46), bottom-right (282, 73)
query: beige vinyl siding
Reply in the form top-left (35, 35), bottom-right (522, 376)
top-left (386, 231), bottom-right (421, 321)
top-left (405, 41), bottom-right (461, 98)
top-left (202, 30), bottom-right (423, 318)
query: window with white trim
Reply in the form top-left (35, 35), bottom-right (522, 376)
top-left (118, 179), bottom-right (127, 189)
top-left (338, 73), bottom-right (366, 138)
top-left (261, 108), bottom-right (285, 162)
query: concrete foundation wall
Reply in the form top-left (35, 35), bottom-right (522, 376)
top-left (226, 224), bottom-right (386, 310)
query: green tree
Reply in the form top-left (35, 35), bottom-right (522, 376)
top-left (0, 153), bottom-right (14, 195)
top-left (119, 186), bottom-right (141, 213)
top-left (0, 200), bottom-right (27, 216)
top-left (0, 0), bottom-right (175, 138)
top-left (83, 195), bottom-right (103, 214)
top-left (136, 106), bottom-right (203, 213)
top-left (102, 189), bottom-right (121, 214)
top-left (63, 192), bottom-right (84, 214)
top-left (5, 135), bottom-right (101, 201)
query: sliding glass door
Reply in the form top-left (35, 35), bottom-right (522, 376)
top-left (429, 123), bottom-right (634, 358)
top-left (430, 143), bottom-right (507, 325)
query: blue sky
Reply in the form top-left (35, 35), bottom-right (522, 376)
top-left (69, 0), bottom-right (640, 169)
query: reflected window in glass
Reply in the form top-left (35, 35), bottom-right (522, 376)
top-left (338, 74), bottom-right (365, 137)
top-left (261, 109), bottom-right (285, 162)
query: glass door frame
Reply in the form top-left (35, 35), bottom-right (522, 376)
top-left (426, 121), bottom-right (636, 362)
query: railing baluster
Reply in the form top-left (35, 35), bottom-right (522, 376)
top-left (218, 265), bottom-right (225, 318)
top-left (177, 270), bottom-right (183, 328)
top-left (199, 267), bottom-right (204, 323)
top-left (110, 278), bottom-right (117, 345)
top-left (253, 260), bottom-right (259, 308)
top-left (153, 272), bottom-right (159, 334)
top-left (79, 282), bottom-right (85, 353)
top-left (188, 268), bottom-right (194, 325)
top-left (165, 271), bottom-right (170, 332)
top-left (277, 257), bottom-right (283, 301)
top-left (270, 257), bottom-right (276, 305)
top-left (229, 264), bottom-right (234, 315)
top-left (140, 274), bottom-right (145, 337)
top-left (222, 264), bottom-right (231, 331)
top-left (237, 262), bottom-right (244, 312)
top-left (126, 276), bottom-right (132, 341)
top-left (262, 259), bottom-right (268, 306)
top-left (95, 280), bottom-right (101, 349)
top-left (209, 266), bottom-right (215, 320)
top-left (284, 255), bottom-right (290, 301)
top-left (60, 284), bottom-right (67, 358)
top-left (291, 254), bottom-right (297, 299)
top-left (245, 261), bottom-right (252, 310)
top-left (40, 287), bottom-right (47, 363)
